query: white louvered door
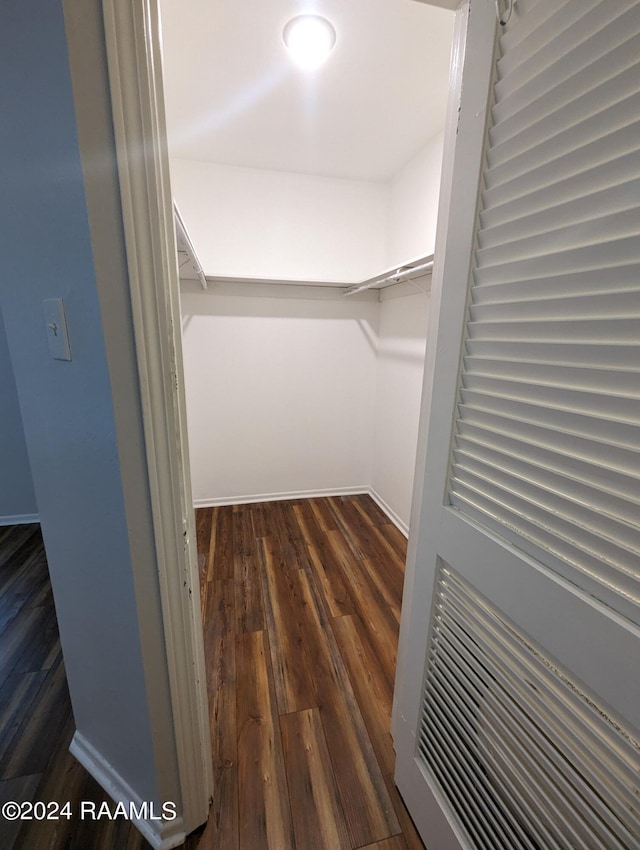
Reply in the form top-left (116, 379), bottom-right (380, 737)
top-left (393, 1), bottom-right (640, 848)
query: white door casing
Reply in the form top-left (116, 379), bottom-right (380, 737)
top-left (98, 0), bottom-right (213, 841)
top-left (393, 1), bottom-right (640, 848)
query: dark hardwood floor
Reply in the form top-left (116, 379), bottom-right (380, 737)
top-left (0, 522), bottom-right (149, 850)
top-left (187, 495), bottom-right (424, 850)
top-left (0, 495), bottom-right (424, 850)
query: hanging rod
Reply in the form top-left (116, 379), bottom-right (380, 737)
top-left (343, 256), bottom-right (434, 297)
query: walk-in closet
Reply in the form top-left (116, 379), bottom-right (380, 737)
top-left (158, 2), bottom-right (455, 847)
top-left (161, 0), bottom-right (455, 533)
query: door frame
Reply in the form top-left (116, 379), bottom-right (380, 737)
top-left (78, 0), bottom-right (479, 840)
top-left (392, 0), bottom-right (498, 844)
top-left (70, 0), bottom-right (213, 837)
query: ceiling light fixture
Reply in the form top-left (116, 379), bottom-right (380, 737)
top-left (283, 15), bottom-right (336, 71)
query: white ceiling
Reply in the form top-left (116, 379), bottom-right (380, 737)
top-left (159, 0), bottom-right (455, 182)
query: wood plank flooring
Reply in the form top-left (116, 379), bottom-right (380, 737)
top-left (188, 495), bottom-right (425, 850)
top-left (0, 523), bottom-right (150, 850)
top-left (0, 495), bottom-right (424, 850)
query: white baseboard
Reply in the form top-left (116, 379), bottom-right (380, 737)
top-left (70, 731), bottom-right (185, 850)
top-left (368, 489), bottom-right (409, 538)
top-left (193, 485), bottom-right (369, 509)
top-left (0, 513), bottom-right (39, 526)
top-left (193, 486), bottom-right (409, 537)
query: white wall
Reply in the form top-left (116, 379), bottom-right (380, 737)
top-left (366, 134), bottom-right (443, 529)
top-left (171, 132), bottom-right (445, 287)
top-left (176, 138), bottom-right (444, 530)
top-left (175, 133), bottom-right (444, 531)
top-left (0, 307), bottom-right (37, 522)
top-left (180, 280), bottom-right (431, 532)
top-left (385, 132), bottom-right (445, 268)
top-left (170, 159), bottom-right (387, 283)
top-left (1, 0), bottom-right (181, 827)
top-left (181, 282), bottom-right (379, 504)
top-left (371, 283), bottom-right (431, 532)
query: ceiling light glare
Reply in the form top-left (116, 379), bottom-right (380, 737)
top-left (283, 15), bottom-right (336, 71)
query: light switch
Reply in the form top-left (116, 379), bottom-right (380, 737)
top-left (43, 298), bottom-right (72, 361)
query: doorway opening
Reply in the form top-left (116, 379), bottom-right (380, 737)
top-left (157, 0), bottom-right (455, 846)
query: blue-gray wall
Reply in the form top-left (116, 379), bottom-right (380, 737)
top-left (0, 308), bottom-right (37, 521)
top-left (0, 0), bottom-right (164, 807)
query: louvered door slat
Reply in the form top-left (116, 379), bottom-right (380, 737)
top-left (453, 452), bottom-right (640, 560)
top-left (474, 233), bottom-right (640, 285)
top-left (472, 263), bottom-right (639, 303)
top-left (480, 150), bottom-right (640, 230)
top-left (494, 2), bottom-right (640, 120)
top-left (460, 391), bottom-right (637, 452)
top-left (462, 377), bottom-right (639, 422)
top-left (466, 338), bottom-right (638, 371)
top-left (441, 581), bottom-right (640, 844)
top-left (429, 641), bottom-right (566, 850)
top-left (482, 122), bottom-right (639, 208)
top-left (476, 207), bottom-right (639, 268)
top-left (490, 35), bottom-right (640, 154)
top-left (470, 289), bottom-right (640, 321)
top-left (498, 0), bottom-right (575, 54)
top-left (457, 419), bottom-right (640, 504)
top-left (488, 95), bottom-right (640, 195)
top-left (463, 357), bottom-right (640, 397)
top-left (448, 0), bottom-right (640, 619)
top-left (418, 566), bottom-right (640, 850)
top-left (433, 620), bottom-right (622, 850)
top-left (496, 0), bottom-right (605, 76)
top-left (458, 405), bottom-right (640, 477)
top-left (478, 177), bottom-right (640, 250)
top-left (467, 317), bottom-right (639, 345)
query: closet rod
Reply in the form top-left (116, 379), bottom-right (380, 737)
top-left (343, 258), bottom-right (434, 297)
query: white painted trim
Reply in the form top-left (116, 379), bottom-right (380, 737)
top-left (369, 490), bottom-right (409, 537)
top-left (193, 486), bottom-right (369, 509)
top-left (100, 0), bottom-right (212, 835)
top-left (0, 513), bottom-right (39, 526)
top-left (193, 487), bottom-right (409, 536)
top-left (70, 732), bottom-right (185, 850)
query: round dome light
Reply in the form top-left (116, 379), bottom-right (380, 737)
top-left (283, 15), bottom-right (336, 71)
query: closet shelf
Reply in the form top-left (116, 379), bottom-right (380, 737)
top-left (342, 255), bottom-right (434, 296)
top-left (179, 253), bottom-right (435, 296)
top-left (174, 202), bottom-right (207, 289)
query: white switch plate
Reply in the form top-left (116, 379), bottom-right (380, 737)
top-left (43, 298), bottom-right (72, 361)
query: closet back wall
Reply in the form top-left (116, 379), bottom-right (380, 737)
top-left (174, 131), bottom-right (445, 529)
top-left (171, 159), bottom-right (386, 283)
top-left (181, 284), bottom-right (379, 506)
